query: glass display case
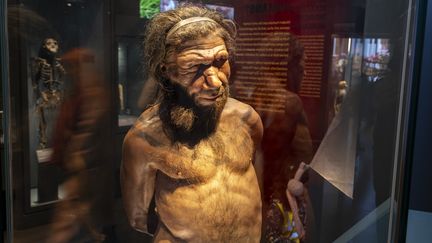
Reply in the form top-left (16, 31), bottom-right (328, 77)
top-left (117, 36), bottom-right (145, 128)
top-left (1, 0), bottom-right (429, 242)
top-left (4, 0), bottom-right (116, 233)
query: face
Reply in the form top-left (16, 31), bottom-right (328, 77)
top-left (288, 55), bottom-right (306, 92)
top-left (44, 38), bottom-right (58, 54)
top-left (163, 33), bottom-right (230, 107)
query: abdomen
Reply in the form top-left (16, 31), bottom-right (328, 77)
top-left (155, 165), bottom-right (262, 242)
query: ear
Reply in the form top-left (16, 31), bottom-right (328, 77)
top-left (159, 63), bottom-right (168, 78)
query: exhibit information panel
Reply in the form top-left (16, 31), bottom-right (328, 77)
top-left (2, 0), bottom-right (417, 242)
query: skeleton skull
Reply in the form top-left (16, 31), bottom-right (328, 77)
top-left (43, 38), bottom-right (59, 54)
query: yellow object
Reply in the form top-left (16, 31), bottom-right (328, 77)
top-left (275, 201), bottom-right (300, 243)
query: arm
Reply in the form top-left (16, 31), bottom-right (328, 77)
top-left (31, 58), bottom-right (44, 98)
top-left (243, 106), bottom-right (264, 190)
top-left (245, 107), bottom-right (263, 154)
top-left (121, 132), bottom-right (157, 234)
top-left (286, 189), bottom-right (305, 239)
top-left (289, 110), bottom-right (313, 164)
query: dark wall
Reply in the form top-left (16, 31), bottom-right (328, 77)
top-left (408, 0), bottom-right (432, 213)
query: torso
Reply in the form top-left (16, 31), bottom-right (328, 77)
top-left (132, 98), bottom-right (262, 242)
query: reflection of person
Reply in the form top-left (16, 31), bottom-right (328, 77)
top-left (121, 6), bottom-right (263, 242)
top-left (260, 35), bottom-right (313, 242)
top-left (371, 43), bottom-right (399, 205)
top-left (32, 38), bottom-right (65, 148)
top-left (47, 49), bottom-right (113, 243)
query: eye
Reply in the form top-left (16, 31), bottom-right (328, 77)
top-left (187, 63), bottom-right (200, 69)
top-left (213, 50), bottom-right (229, 68)
top-left (213, 57), bottom-right (227, 68)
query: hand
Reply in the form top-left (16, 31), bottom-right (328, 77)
top-left (294, 162), bottom-right (309, 180)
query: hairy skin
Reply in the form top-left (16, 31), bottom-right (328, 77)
top-left (121, 31), bottom-right (263, 242)
top-left (121, 98), bottom-right (263, 242)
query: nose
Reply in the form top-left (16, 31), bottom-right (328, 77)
top-left (203, 66), bottom-right (222, 89)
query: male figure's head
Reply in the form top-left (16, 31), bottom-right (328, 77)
top-left (287, 35), bottom-right (305, 93)
top-left (143, 5), bottom-right (236, 143)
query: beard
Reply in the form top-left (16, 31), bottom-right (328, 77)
top-left (159, 82), bottom-right (229, 145)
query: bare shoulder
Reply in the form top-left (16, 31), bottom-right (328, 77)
top-left (285, 91), bottom-right (303, 116)
top-left (123, 105), bottom-right (166, 160)
top-left (223, 98), bottom-right (263, 143)
top-left (223, 98), bottom-right (260, 124)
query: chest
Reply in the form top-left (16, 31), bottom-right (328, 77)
top-left (156, 120), bottom-right (254, 182)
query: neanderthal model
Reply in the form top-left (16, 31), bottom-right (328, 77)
top-left (121, 6), bottom-right (263, 242)
top-left (32, 38), bottom-right (65, 148)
